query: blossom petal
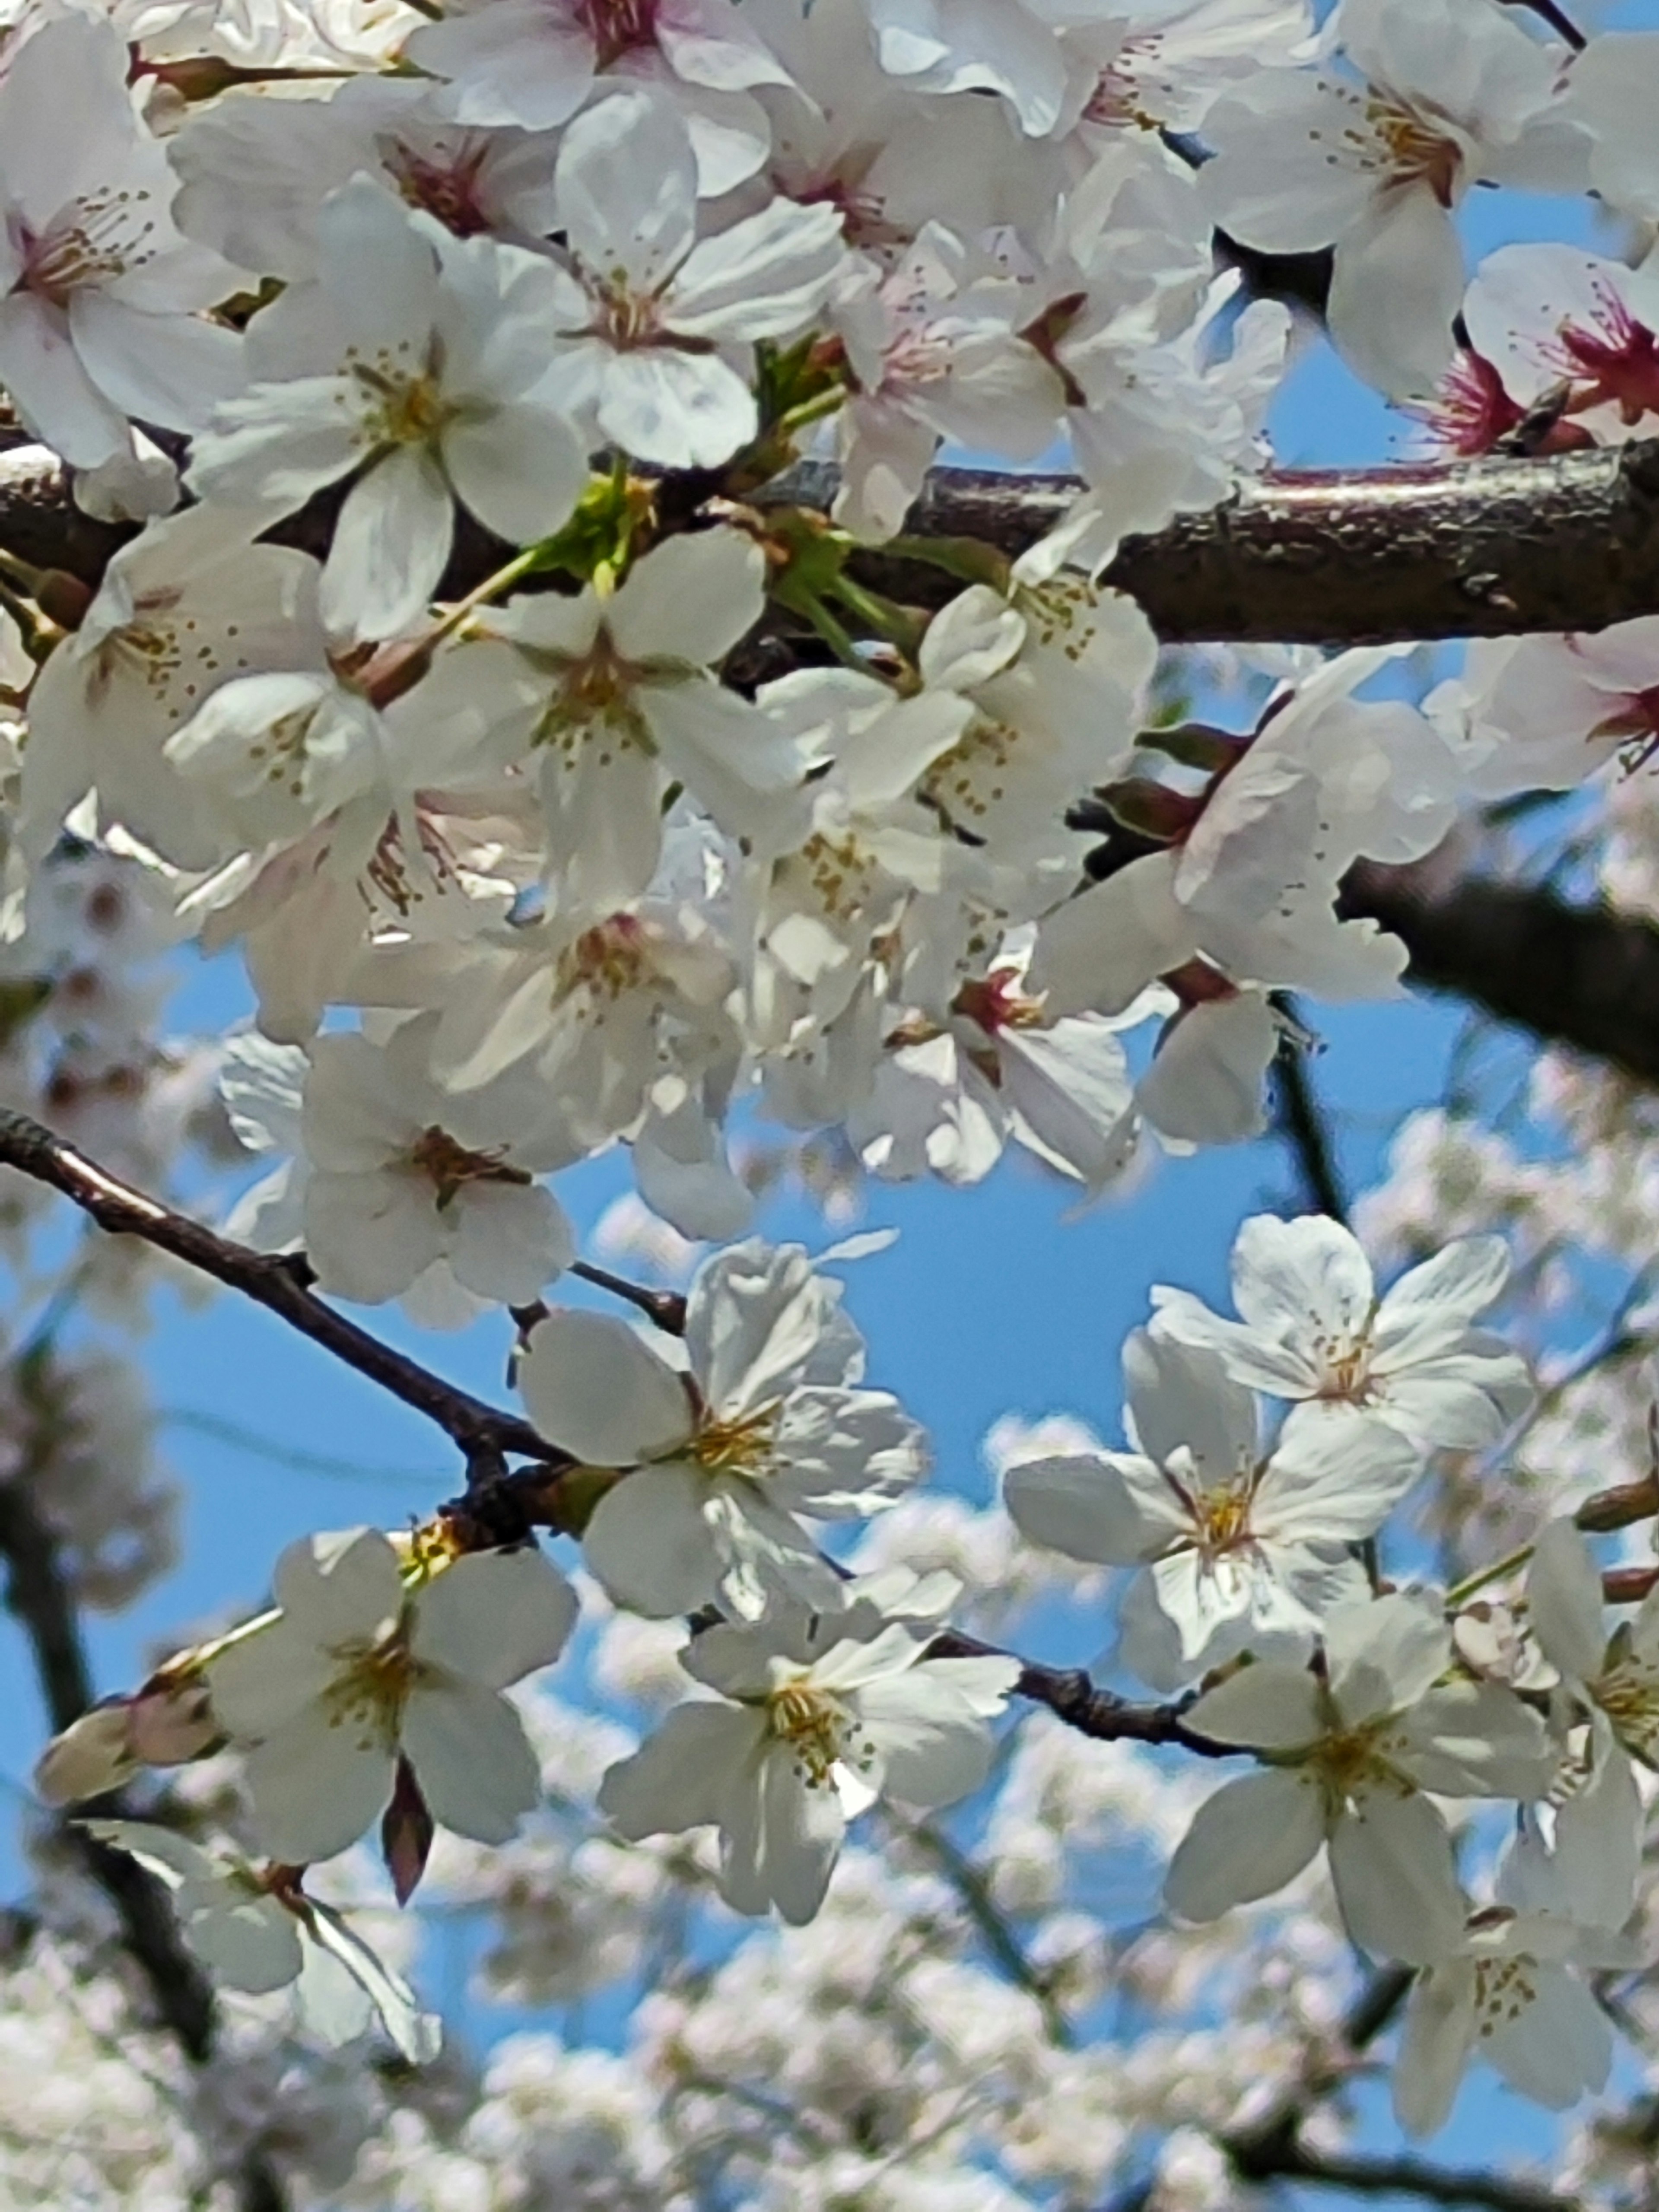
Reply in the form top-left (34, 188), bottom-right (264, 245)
top-left (442, 397), bottom-right (585, 548)
top-left (608, 527), bottom-right (765, 665)
top-left (1324, 1592), bottom-right (1450, 1724)
top-left (408, 1546), bottom-right (577, 1689)
top-left (1395, 1681), bottom-right (1552, 1800)
top-left (582, 1461), bottom-right (725, 1617)
top-left (597, 1700), bottom-right (762, 1838)
top-left (1183, 1663), bottom-right (1324, 1750)
top-left (1329, 1789), bottom-right (1465, 1964)
top-left (1526, 1519), bottom-right (1608, 1687)
top-left (518, 1308), bottom-right (692, 1463)
top-left (1003, 1451), bottom-right (1185, 1564)
top-left (402, 1678), bottom-right (543, 1844)
top-left (856, 1669), bottom-right (1003, 1809)
top-left (240, 1712), bottom-right (396, 1866)
top-left (596, 346), bottom-right (757, 470)
top-left (1393, 1964), bottom-right (1476, 2139)
top-left (1487, 1965), bottom-right (1611, 2108)
top-left (322, 445), bottom-right (454, 642)
top-left (1164, 1767), bottom-right (1323, 1920)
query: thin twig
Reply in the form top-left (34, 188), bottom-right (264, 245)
top-left (0, 1106), bottom-right (551, 1465)
top-left (1270, 999), bottom-right (1349, 1225)
top-left (1230, 2139), bottom-right (1577, 2212)
top-left (569, 1259), bottom-right (688, 1333)
top-left (928, 1629), bottom-right (1233, 1757)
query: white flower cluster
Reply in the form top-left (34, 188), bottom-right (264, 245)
top-left (8, 0), bottom-right (1659, 2197)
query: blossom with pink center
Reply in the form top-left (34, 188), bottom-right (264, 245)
top-left (1462, 242), bottom-right (1659, 447)
top-left (538, 88), bottom-right (846, 467)
top-left (0, 15), bottom-right (246, 470)
top-left (406, 0), bottom-right (796, 191)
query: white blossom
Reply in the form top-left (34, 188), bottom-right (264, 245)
top-left (1165, 1593), bottom-right (1554, 1958)
top-left (597, 1602), bottom-right (1017, 1922)
top-left (521, 1240), bottom-right (926, 1621)
top-left (188, 175), bottom-right (587, 639)
top-left (1004, 1329), bottom-right (1416, 1686)
top-left (1149, 1212), bottom-right (1531, 1452)
top-left (205, 1529), bottom-right (578, 1863)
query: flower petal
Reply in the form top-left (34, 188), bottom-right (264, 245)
top-left (1329, 1789), bottom-right (1465, 1964)
top-left (403, 1677), bottom-right (543, 1843)
top-left (518, 1307), bottom-right (692, 1463)
top-left (582, 1460), bottom-right (725, 1617)
top-left (1164, 1767), bottom-right (1323, 1920)
top-left (409, 1546), bottom-right (578, 1689)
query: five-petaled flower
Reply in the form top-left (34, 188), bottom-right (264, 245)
top-left (204, 1527), bottom-right (578, 1866)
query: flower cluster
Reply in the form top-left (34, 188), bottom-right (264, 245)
top-left (9, 0), bottom-right (1659, 2198)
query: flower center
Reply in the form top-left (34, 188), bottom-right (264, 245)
top-left (14, 190), bottom-right (160, 307)
top-left (322, 1630), bottom-right (420, 1754)
top-left (575, 0), bottom-right (661, 67)
top-left (1595, 1662), bottom-right (1659, 1760)
top-left (351, 360), bottom-right (457, 449)
top-left (1309, 1328), bottom-right (1376, 1405)
top-left (689, 1403), bottom-right (780, 1477)
top-left (766, 1680), bottom-right (855, 1788)
top-left (797, 830), bottom-right (881, 925)
top-left (528, 627), bottom-right (658, 763)
top-left (406, 1125), bottom-right (532, 1209)
top-left (1548, 284), bottom-right (1659, 427)
top-left (1472, 1950), bottom-right (1539, 2037)
top-left (1367, 99), bottom-right (1462, 206)
top-left (381, 137), bottom-right (495, 238)
top-left (1189, 1477), bottom-right (1255, 1561)
top-left (555, 914), bottom-right (651, 1002)
top-left (1306, 1719), bottom-right (1399, 1807)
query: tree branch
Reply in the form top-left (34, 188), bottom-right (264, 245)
top-left (0, 1106), bottom-right (552, 1465)
top-left (1270, 998), bottom-right (1351, 1224)
top-left (1343, 862), bottom-right (1659, 1089)
top-left (13, 438), bottom-right (1659, 647)
top-left (928, 1629), bottom-right (1232, 1756)
top-left (1228, 2139), bottom-right (1578, 2212)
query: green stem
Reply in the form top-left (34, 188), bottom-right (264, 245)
top-left (1446, 1544), bottom-right (1534, 1609)
top-left (827, 572), bottom-right (925, 658)
top-left (773, 585), bottom-right (878, 676)
top-left (775, 385), bottom-right (848, 440)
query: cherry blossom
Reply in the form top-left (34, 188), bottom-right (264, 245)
top-left (296, 1022), bottom-right (577, 1315)
top-left (1164, 1592), bottom-right (1554, 1958)
top-left (538, 88), bottom-right (847, 467)
top-left (519, 1238), bottom-right (926, 1618)
top-left (596, 1602), bottom-right (1017, 1921)
top-left (1200, 0), bottom-right (1584, 397)
top-left (0, 16), bottom-right (246, 473)
top-left (1004, 1329), bottom-right (1417, 1686)
top-left (82, 1820), bottom-right (442, 2061)
top-left (405, 527), bottom-right (809, 916)
top-left (1149, 1211), bottom-right (1531, 1452)
top-left (188, 175), bottom-right (587, 639)
top-left (204, 1528), bottom-right (578, 1863)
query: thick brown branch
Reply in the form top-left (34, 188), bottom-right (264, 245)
top-left (0, 1106), bottom-right (550, 1462)
top-left (1344, 862), bottom-right (1659, 1090)
top-left (769, 445), bottom-right (1659, 643)
top-left (13, 438), bottom-right (1659, 646)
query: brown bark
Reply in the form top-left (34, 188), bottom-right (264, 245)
top-left (1343, 861), bottom-right (1659, 1090)
top-left (12, 436), bottom-right (1659, 646)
